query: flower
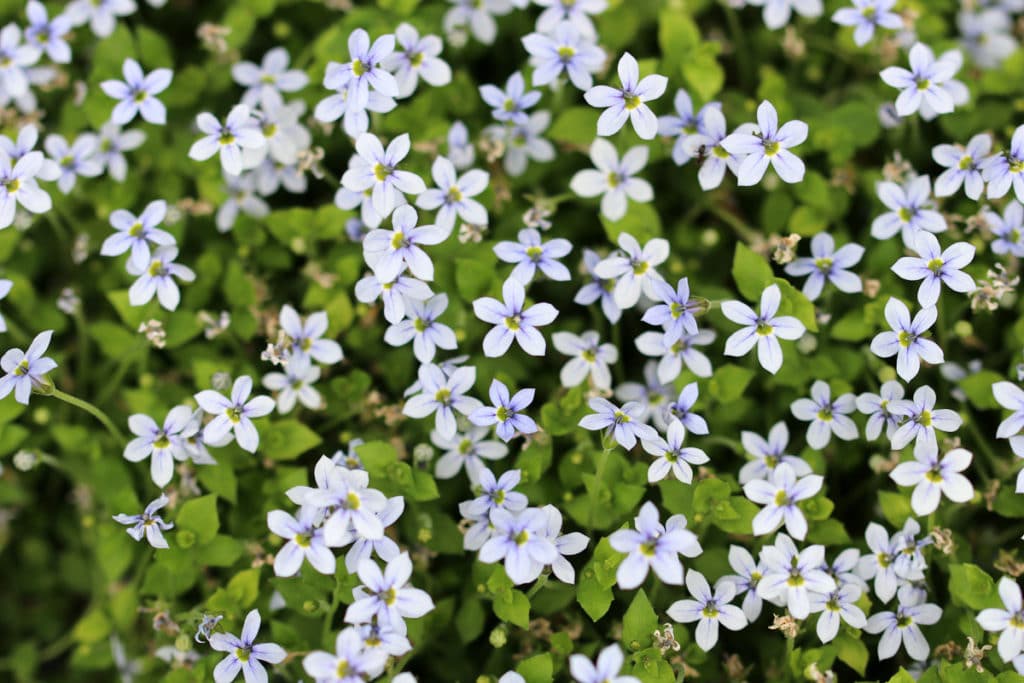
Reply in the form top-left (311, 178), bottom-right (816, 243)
top-left (642, 277), bottom-right (702, 344)
top-left (113, 494), bottom-right (173, 548)
top-left (932, 133), bottom-right (991, 199)
top-left (569, 138), bottom-right (653, 221)
top-left (722, 284), bottom-right (807, 375)
top-left (891, 232), bottom-right (976, 306)
top-left (744, 463), bottom-right (823, 540)
top-left (658, 90), bottom-right (721, 166)
top-left (575, 248), bottom-right (622, 323)
top-left (583, 52), bottom-right (667, 140)
top-left (811, 585), bottom-right (867, 643)
top-left (402, 363), bottom-right (482, 439)
top-left (543, 504), bottom-right (589, 583)
top-left (473, 277), bottom-right (558, 357)
top-left (0, 150), bottom-right (52, 228)
top-left (831, 0), bottom-right (902, 45)
top-left (608, 501), bottom-right (701, 589)
top-left (569, 644), bottom-right (639, 683)
top-left (959, 8), bottom-right (1018, 69)
top-left (345, 496), bottom-right (404, 573)
top-left (277, 304), bottom-right (344, 365)
top-left (443, 0), bottom-right (513, 46)
top-left (314, 72), bottom-right (396, 137)
top-left (267, 507), bottom-right (335, 577)
top-left (783, 233), bottom-right (864, 301)
top-left (982, 124), bottom-right (1024, 202)
top-left (384, 23), bottom-right (452, 98)
top-left (722, 100), bottom-right (807, 186)
top-left (415, 156), bottom-right (488, 233)
top-left (0, 25), bottom-right (39, 99)
top-left (342, 133), bottom-right (426, 218)
top-left (0, 330), bottom-right (56, 405)
top-left (534, 0), bottom-right (607, 38)
top-left (994, 381), bottom-right (1024, 478)
top-left (864, 601), bottom-right (942, 661)
top-left (345, 553), bottom-right (435, 629)
top-left (123, 406), bottom-right (192, 487)
top-left (635, 329), bottom-right (716, 381)
top-left (551, 330), bottom-right (618, 390)
top-left (469, 379), bottom-right (538, 442)
top-left (45, 133), bottom-right (102, 194)
top-left (329, 28), bottom-right (399, 111)
top-left (682, 107), bottom-right (743, 190)
top-left (521, 20), bottom-right (605, 90)
top-left (231, 47), bottom-right (309, 108)
top-left (354, 270), bottom-right (433, 325)
top-left (756, 534), bottom-right (836, 619)
top-left (880, 42), bottom-right (960, 118)
top-left (384, 294), bottom-right (457, 363)
top-left (302, 627), bottom-right (388, 682)
top-left (100, 58), bottom-right (173, 125)
top-left (722, 545), bottom-right (766, 622)
top-left (641, 418), bottom-right (709, 484)
top-left (95, 122), bottom-right (145, 182)
top-left (493, 228), bottom-right (572, 284)
top-left (447, 120), bottom-right (475, 169)
top-left (25, 1), bottom-right (72, 64)
top-left (295, 458), bottom-right (388, 543)
top-left (127, 246), bottom-right (196, 311)
top-left (738, 421), bottom-right (812, 484)
top-left (485, 110), bottom-right (555, 176)
top-left (579, 398), bottom-right (658, 450)
top-left (479, 71), bottom-right (540, 125)
top-left (194, 375), bottom-right (276, 453)
top-left (977, 577), bottom-right (1024, 663)
top-left (857, 522), bottom-right (909, 601)
top-left (100, 199), bottom-right (175, 271)
top-left (188, 105), bottom-right (264, 177)
top-left (261, 355), bottom-right (322, 413)
top-left (593, 233), bottom-right (669, 309)
top-left (890, 446), bottom-right (974, 515)
top-left (478, 507), bottom-right (558, 585)
top-left (789, 380), bottom-right (858, 449)
top-left (748, 0), bottom-right (824, 30)
top-left (856, 379), bottom-right (905, 441)
top-left (432, 425), bottom-right (508, 482)
top-left (209, 610), bottom-right (287, 683)
top-left (889, 385), bottom-right (962, 453)
top-left (363, 205), bottom-right (447, 283)
top-left (462, 467), bottom-right (529, 518)
top-left (986, 201), bottom-right (1024, 257)
top-left (869, 298), bottom-right (943, 381)
top-left (667, 570), bottom-right (747, 651)
top-left (65, 0), bottom-right (136, 38)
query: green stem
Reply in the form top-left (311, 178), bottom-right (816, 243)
top-left (525, 572), bottom-right (548, 599)
top-left (73, 307), bottom-right (89, 392)
top-left (50, 388), bottom-right (125, 442)
top-left (708, 205), bottom-right (761, 245)
top-left (723, 7), bottom-right (753, 92)
top-left (321, 588), bottom-right (341, 646)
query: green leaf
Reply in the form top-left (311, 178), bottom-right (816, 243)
top-left (262, 420), bottom-right (323, 461)
top-left (487, 568), bottom-right (530, 628)
top-left (732, 242), bottom-right (775, 301)
top-left (773, 278), bottom-right (819, 333)
top-left (948, 564), bottom-right (1001, 610)
top-left (960, 371), bottom-right (1005, 410)
top-left (877, 490), bottom-right (913, 527)
top-left (577, 538), bottom-right (621, 621)
top-left (549, 107), bottom-right (600, 146)
top-left (516, 653), bottom-right (554, 683)
top-left (175, 494), bottom-right (219, 544)
top-left (454, 257), bottom-right (496, 302)
top-left (601, 202), bottom-right (663, 244)
top-left (622, 590), bottom-right (658, 652)
top-left (709, 364), bottom-right (754, 403)
top-left (833, 631), bottom-right (868, 676)
top-left (888, 669), bottom-right (917, 683)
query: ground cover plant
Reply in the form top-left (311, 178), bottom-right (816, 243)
top-left (2, 0), bottom-right (1024, 681)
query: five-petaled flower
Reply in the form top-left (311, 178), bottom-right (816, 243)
top-left (194, 375), bottom-right (276, 453)
top-left (583, 52), bottom-right (668, 140)
top-left (722, 100), bottom-right (807, 186)
top-left (113, 494), bottom-right (174, 549)
top-left (100, 58), bottom-right (173, 125)
top-left (0, 329), bottom-right (56, 405)
top-left (209, 610), bottom-right (287, 683)
top-left (473, 277), bottom-right (559, 357)
top-left (869, 298), bottom-right (944, 381)
top-left (722, 284), bottom-right (807, 375)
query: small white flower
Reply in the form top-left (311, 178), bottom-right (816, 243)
top-left (789, 380), bottom-right (858, 449)
top-left (569, 138), bottom-right (653, 221)
top-left (890, 446), bottom-right (973, 515)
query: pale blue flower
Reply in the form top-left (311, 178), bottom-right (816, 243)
top-left (744, 463), bottom-right (823, 540)
top-left (569, 644), bottom-right (638, 683)
top-left (856, 379), bottom-right (905, 441)
top-left (640, 418), bottom-right (709, 484)
top-left (194, 375), bottom-right (275, 453)
top-left (534, 0), bottom-right (607, 38)
top-left (521, 21), bottom-right (604, 90)
top-left (832, 0), bottom-right (902, 46)
top-left (469, 379), bottom-right (537, 442)
top-left (112, 494), bottom-right (173, 549)
top-left (267, 507), bottom-right (335, 577)
top-left (892, 232), bottom-right (976, 307)
top-left (447, 120), bottom-right (475, 169)
top-left (958, 9), bottom-right (1017, 69)
top-left (986, 200), bottom-right (1024, 256)
top-left (642, 277), bottom-right (700, 344)
top-left (188, 105), bottom-right (264, 177)
top-left (869, 298), bottom-right (943, 381)
top-left (96, 122), bottom-right (145, 183)
top-left (575, 248), bottom-right (622, 323)
top-left (127, 246), bottom-right (195, 311)
top-left (485, 111), bottom-right (555, 176)
top-left (608, 501), bottom-right (701, 589)
top-left (493, 228), bottom-right (572, 283)
top-left (325, 28), bottom-right (398, 113)
top-left (658, 90), bottom-right (722, 166)
top-left (551, 330), bottom-right (618, 390)
top-left (342, 496), bottom-right (402, 573)
top-left (664, 382), bottom-right (709, 435)
top-left (479, 71), bottom-right (540, 125)
top-left (354, 269), bottom-right (433, 325)
top-left (584, 52), bottom-right (667, 140)
top-left (977, 577), bottom-right (1024, 662)
top-left (123, 405), bottom-right (192, 487)
top-left (578, 397), bottom-right (657, 450)
top-left (478, 507), bottom-right (557, 584)
top-left (789, 380), bottom-right (858, 449)
top-left (932, 133), bottom-right (991, 199)
top-left (25, 1), bottom-right (72, 64)
top-left (0, 329), bottom-right (55, 404)
top-left (756, 534), bottom-right (835, 619)
top-left (722, 284), bottom-right (806, 375)
top-left (442, 0), bottom-right (513, 46)
top-left (738, 421), bottom-right (812, 484)
top-left (384, 293), bottom-right (457, 363)
top-left (682, 107), bottom-right (745, 190)
top-left (593, 233), bottom-right (669, 309)
top-left (302, 628), bottom-right (387, 682)
top-left (982, 124), bottom-right (1024, 202)
top-left (473, 277), bottom-right (558, 357)
top-left (45, 132), bottom-right (102, 194)
top-left (0, 25), bottom-right (39, 99)
top-left (431, 425), bottom-right (508, 483)
top-left (635, 328), bottom-right (715, 381)
top-left (722, 100), bottom-right (807, 185)
top-left (341, 133), bottom-right (426, 218)
top-left (667, 570), bottom-right (747, 651)
top-left (65, 0), bottom-right (137, 38)
top-left (748, 0), bottom-right (824, 30)
top-left (402, 363), bottom-right (482, 439)
top-left (363, 205), bottom-right (446, 282)
top-left (783, 232), bottom-right (864, 300)
top-left (462, 467), bottom-right (528, 517)
top-left (384, 23), bottom-right (452, 99)
top-left (0, 150), bottom-right (52, 228)
top-left (880, 42), bottom-right (960, 117)
top-left (864, 601), bottom-right (942, 662)
top-left (870, 175), bottom-right (946, 247)
top-left (277, 304), bottom-right (343, 365)
top-left (100, 58), bottom-right (173, 125)
top-left (209, 610), bottom-right (287, 683)
top-left (811, 585), bottom-right (867, 644)
top-left (345, 553), bottom-right (434, 630)
top-left (261, 355), bottom-right (322, 413)
top-left (889, 385), bottom-right (961, 453)
top-left (890, 446), bottom-right (973, 515)
top-left (569, 138), bottom-right (653, 221)
top-left (232, 47), bottom-right (309, 108)
top-left (415, 156), bottom-right (488, 233)
top-left (100, 199), bottom-right (175, 271)
top-left (722, 545), bottom-right (765, 622)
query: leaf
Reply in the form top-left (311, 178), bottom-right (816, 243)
top-left (709, 364), bottom-right (754, 403)
top-left (960, 370), bottom-right (1005, 410)
top-left (516, 653), bottom-right (554, 683)
top-left (731, 242), bottom-right (775, 301)
top-left (773, 278), bottom-right (819, 333)
top-left (576, 538), bottom-right (621, 621)
top-left (454, 257), bottom-right (496, 302)
top-left (262, 420), bottom-right (323, 461)
top-left (622, 590), bottom-right (658, 652)
top-left (487, 568), bottom-right (530, 628)
top-left (833, 631), bottom-right (868, 676)
top-left (948, 564), bottom-right (1001, 610)
top-left (175, 494), bottom-right (219, 544)
top-left (549, 107), bottom-right (600, 146)
top-left (601, 202), bottom-right (663, 244)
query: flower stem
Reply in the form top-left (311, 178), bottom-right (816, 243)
top-left (525, 572), bottom-right (548, 599)
top-left (50, 388), bottom-right (125, 442)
